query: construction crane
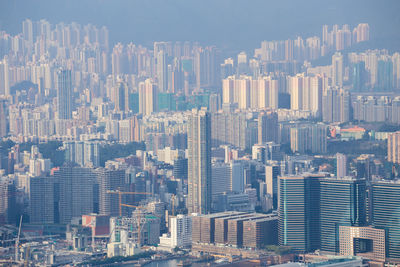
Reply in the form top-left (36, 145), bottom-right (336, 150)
top-left (106, 188), bottom-right (152, 217)
top-left (119, 203), bottom-right (145, 246)
top-left (15, 215), bottom-right (22, 263)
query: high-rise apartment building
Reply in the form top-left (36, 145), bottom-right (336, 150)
top-left (139, 79), bottom-right (157, 116)
top-left (388, 131), bottom-right (400, 163)
top-left (0, 58), bottom-right (10, 96)
top-left (222, 76), bottom-right (278, 110)
top-left (290, 123), bottom-right (327, 154)
top-left (336, 153), bottom-right (348, 178)
top-left (187, 108), bottom-right (212, 214)
top-left (57, 69), bottom-right (73, 119)
top-left (156, 50), bottom-right (168, 92)
top-left (322, 87), bottom-right (350, 123)
top-left (258, 111), bottom-right (279, 144)
top-left (332, 52), bottom-right (344, 87)
top-left (0, 98), bottom-right (7, 138)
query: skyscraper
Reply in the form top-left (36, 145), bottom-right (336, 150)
top-left (57, 69), bottom-right (73, 119)
top-left (0, 98), bottom-right (7, 138)
top-left (388, 131), bottom-right (400, 163)
top-left (278, 174), bottom-right (321, 252)
top-left (332, 52), bottom-right (344, 87)
top-left (97, 168), bottom-right (126, 217)
top-left (0, 58), bottom-right (10, 96)
top-left (322, 87), bottom-right (350, 123)
top-left (114, 82), bottom-right (129, 112)
top-left (258, 111), bottom-right (279, 144)
top-left (29, 176), bottom-right (55, 224)
top-left (319, 177), bottom-right (366, 253)
top-left (55, 164), bottom-right (95, 224)
top-left (0, 180), bottom-right (16, 225)
top-left (336, 153), bottom-right (347, 178)
top-left (139, 79), bottom-right (157, 116)
top-left (265, 164), bottom-right (280, 210)
top-left (187, 108), bottom-right (212, 214)
top-left (372, 181), bottom-right (400, 259)
top-left (156, 50), bottom-right (168, 92)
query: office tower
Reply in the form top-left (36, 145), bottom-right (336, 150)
top-left (230, 161), bottom-right (244, 193)
top-left (55, 164), bottom-right (96, 224)
top-left (332, 52), bottom-right (344, 87)
top-left (173, 157), bottom-right (188, 180)
top-left (57, 69), bottom-right (73, 119)
top-left (212, 162), bottom-right (231, 200)
top-left (322, 87), bottom-right (350, 123)
top-left (29, 176), bottom-right (55, 224)
top-left (0, 58), bottom-right (10, 96)
top-left (139, 79), bottom-right (157, 116)
top-left (97, 168), bottom-right (126, 217)
top-left (388, 131), bottom-right (400, 163)
top-left (187, 108), bottom-right (212, 214)
top-left (278, 175), bottom-right (321, 252)
top-left (372, 181), bottom-right (400, 259)
top-left (352, 61), bottom-right (366, 91)
top-left (258, 111), bottom-right (278, 144)
top-left (0, 99), bottom-right (7, 138)
top-left (319, 178), bottom-right (366, 253)
top-left (114, 82), bottom-right (129, 112)
top-left (336, 153), bottom-right (347, 178)
top-left (0, 180), bottom-right (16, 225)
top-left (265, 164), bottom-right (280, 210)
top-left (156, 50), bottom-right (168, 92)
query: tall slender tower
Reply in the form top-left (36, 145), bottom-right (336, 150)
top-left (156, 50), bottom-right (168, 92)
top-left (57, 69), bottom-right (73, 119)
top-left (0, 98), bottom-right (7, 138)
top-left (332, 52), bottom-right (343, 87)
top-left (187, 108), bottom-right (212, 214)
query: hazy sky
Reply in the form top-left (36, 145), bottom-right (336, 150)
top-left (1, 0), bottom-right (399, 51)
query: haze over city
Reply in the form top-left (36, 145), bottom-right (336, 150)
top-left (0, 1), bottom-right (400, 266)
